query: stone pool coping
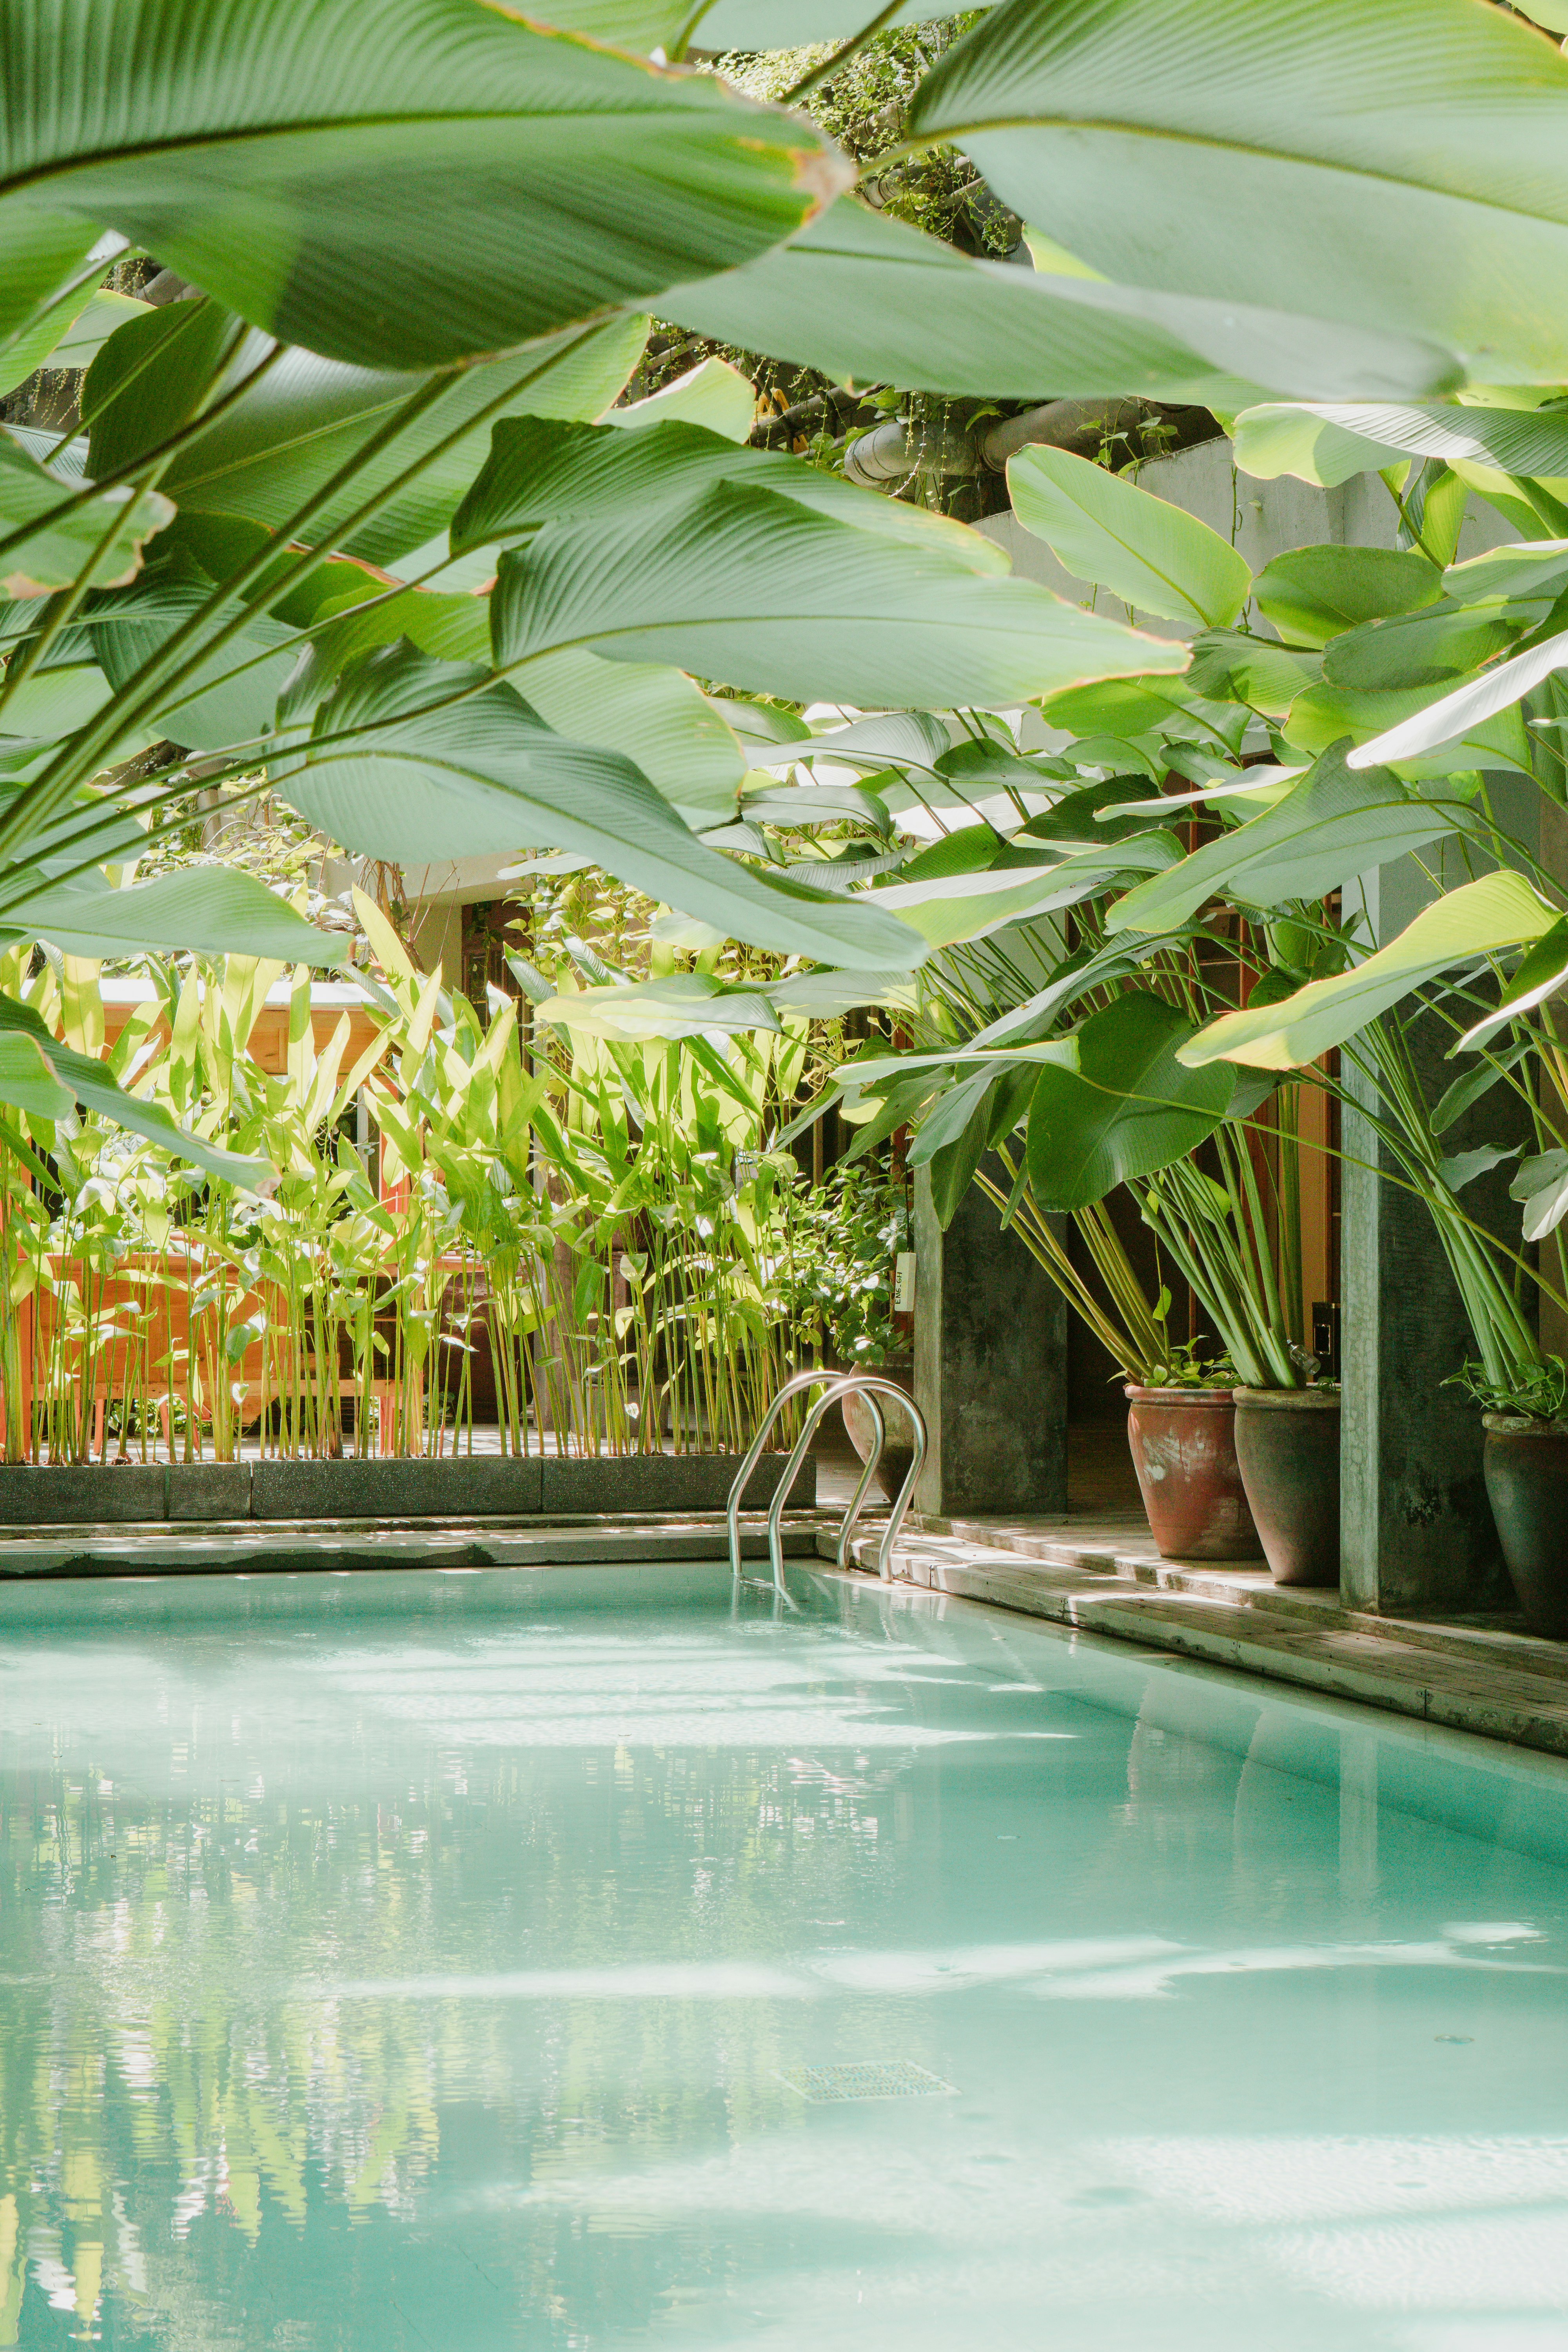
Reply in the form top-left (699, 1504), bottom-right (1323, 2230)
top-left (856, 1509), bottom-right (1568, 1760)
top-left (0, 1513), bottom-right (825, 1577)
top-left (2, 1496), bottom-right (1566, 1762)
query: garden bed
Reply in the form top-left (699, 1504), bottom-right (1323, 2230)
top-left (0, 1451), bottom-right (817, 1527)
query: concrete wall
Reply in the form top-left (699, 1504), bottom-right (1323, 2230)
top-left (975, 437), bottom-right (1517, 630)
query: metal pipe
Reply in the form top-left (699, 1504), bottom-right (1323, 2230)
top-left (725, 1367), bottom-right (833, 1581)
top-left (830, 1374), bottom-right (927, 1579)
top-left (727, 1368), bottom-right (929, 1599)
top-left (764, 1376), bottom-right (871, 1596)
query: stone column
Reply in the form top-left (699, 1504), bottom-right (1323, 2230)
top-left (1340, 783), bottom-right (1539, 1615)
top-left (912, 1163), bottom-right (1068, 1517)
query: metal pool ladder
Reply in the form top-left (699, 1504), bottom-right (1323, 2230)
top-left (726, 1369), bottom-right (928, 1601)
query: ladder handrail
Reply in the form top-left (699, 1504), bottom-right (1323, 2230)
top-left (725, 1369), bottom-right (854, 1590)
top-left (727, 1368), bottom-right (928, 1597)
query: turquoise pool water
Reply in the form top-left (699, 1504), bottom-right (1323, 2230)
top-left (2, 1563), bottom-right (1568, 2350)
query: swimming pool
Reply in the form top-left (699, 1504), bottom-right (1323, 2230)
top-left (2, 1559), bottom-right (1567, 2350)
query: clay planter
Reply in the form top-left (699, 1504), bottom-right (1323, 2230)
top-left (1483, 1416), bottom-right (1568, 1637)
top-left (840, 1356), bottom-right (915, 1503)
top-left (1123, 1386), bottom-right (1262, 1561)
top-left (1232, 1387), bottom-right (1341, 1588)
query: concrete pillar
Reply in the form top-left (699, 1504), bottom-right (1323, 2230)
top-left (1340, 784), bottom-right (1538, 1615)
top-left (912, 1163), bottom-right (1067, 1517)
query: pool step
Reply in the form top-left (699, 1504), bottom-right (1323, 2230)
top-left (840, 1526), bottom-right (1568, 1760)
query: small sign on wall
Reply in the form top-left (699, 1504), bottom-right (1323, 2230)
top-left (893, 1252), bottom-right (917, 1314)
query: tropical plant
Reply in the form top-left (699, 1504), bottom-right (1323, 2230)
top-left (737, 404), bottom-right (1568, 1415)
top-left (0, 906), bottom-right (860, 1461)
top-left (2, 0), bottom-right (1281, 1191)
top-left (6, 0), bottom-right (1568, 1426)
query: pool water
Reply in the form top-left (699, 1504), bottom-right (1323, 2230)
top-left (3, 1562), bottom-right (1568, 2350)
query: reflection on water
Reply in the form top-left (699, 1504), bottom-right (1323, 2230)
top-left (2, 1563), bottom-right (1568, 2349)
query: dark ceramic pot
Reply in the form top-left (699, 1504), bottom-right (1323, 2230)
top-left (840, 1357), bottom-right (915, 1503)
top-left (1483, 1416), bottom-right (1568, 1637)
top-left (1123, 1386), bottom-right (1262, 1561)
top-left (1232, 1387), bottom-right (1341, 1587)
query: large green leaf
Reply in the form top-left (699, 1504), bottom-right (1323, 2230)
top-left (508, 0), bottom-right (970, 45)
top-left (1008, 444), bottom-right (1251, 627)
top-left (0, 428), bottom-right (173, 597)
top-left (1339, 631), bottom-right (1568, 771)
top-left (1232, 406), bottom-right (1430, 488)
top-left (273, 576), bottom-right (746, 827)
top-left (144, 320), bottom-right (648, 569)
top-left (519, 650), bottom-right (745, 829)
top-left (1182, 631), bottom-right (1321, 720)
top-left (0, 661), bottom-right (114, 746)
top-left (657, 197), bottom-right (1457, 403)
top-left (1107, 745), bottom-right (1471, 936)
top-left (604, 357), bottom-right (754, 442)
top-left (490, 477), bottom-right (1184, 708)
top-left (873, 837), bottom-right (1180, 949)
top-left (1236, 399), bottom-right (1568, 488)
top-left (84, 549), bottom-right (311, 755)
top-left (535, 974), bottom-right (779, 1039)
top-left (1038, 673), bottom-right (1239, 743)
top-left (0, 270), bottom-right (140, 397)
top-left (1, 0), bottom-right (846, 371)
top-left (515, 0), bottom-right (690, 47)
top-left (0, 994), bottom-right (271, 1188)
top-left (452, 414), bottom-right (1003, 567)
top-left (82, 298), bottom-right (245, 480)
top-left (911, 0), bottom-right (1568, 383)
top-left (1457, 916), bottom-right (1568, 1052)
top-left (276, 642), bottom-right (924, 970)
top-left (0, 867), bottom-right (345, 964)
top-left (1320, 606), bottom-right (1525, 695)
top-left (0, 1031), bottom-right (73, 1119)
top-left (694, 1), bottom-right (959, 39)
top-left (1443, 541), bottom-right (1568, 607)
top-left (1025, 990), bottom-right (1234, 1211)
top-left (1178, 871), bottom-right (1560, 1070)
top-left (0, 214), bottom-right (114, 350)
top-left (1251, 546), bottom-right (1443, 648)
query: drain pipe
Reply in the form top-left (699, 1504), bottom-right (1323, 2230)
top-left (842, 416), bottom-right (984, 487)
top-left (842, 396), bottom-right (1154, 488)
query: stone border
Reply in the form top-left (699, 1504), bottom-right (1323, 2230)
top-left (840, 1525), bottom-right (1568, 1761)
top-left (0, 1451), bottom-right (815, 1528)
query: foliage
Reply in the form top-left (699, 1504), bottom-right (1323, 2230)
top-left (9, 0), bottom-right (1568, 1432)
top-left (0, 921), bottom-right (855, 1463)
top-left (783, 1155), bottom-right (910, 1369)
top-left (719, 21), bottom-right (1012, 260)
top-left (1445, 1354), bottom-right (1568, 1425)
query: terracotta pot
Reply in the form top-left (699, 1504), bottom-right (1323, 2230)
top-left (1483, 1416), bottom-right (1568, 1637)
top-left (840, 1358), bottom-right (915, 1503)
top-left (1232, 1387), bottom-right (1341, 1587)
top-left (1123, 1387), bottom-right (1262, 1561)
